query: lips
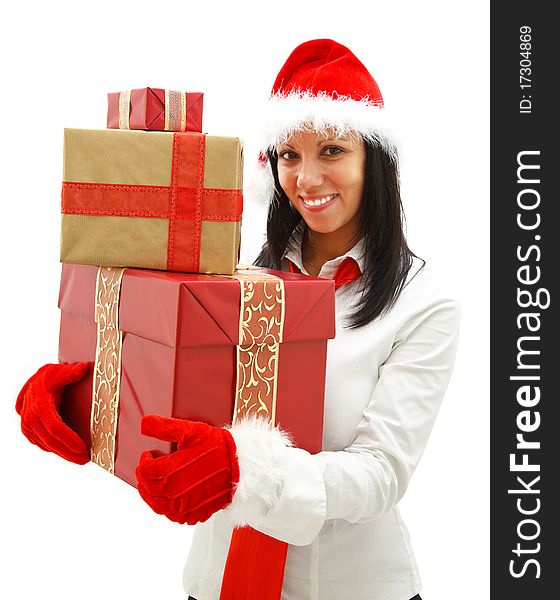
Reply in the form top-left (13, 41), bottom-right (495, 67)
top-left (300, 193), bottom-right (337, 209)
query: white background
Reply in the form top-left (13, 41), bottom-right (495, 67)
top-left (0, 1), bottom-right (489, 598)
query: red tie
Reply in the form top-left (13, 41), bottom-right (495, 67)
top-left (289, 256), bottom-right (361, 289)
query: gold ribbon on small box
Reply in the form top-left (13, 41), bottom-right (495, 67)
top-left (231, 269), bottom-right (285, 426)
top-left (118, 90), bottom-right (131, 130)
top-left (90, 266), bottom-right (126, 473)
top-left (164, 90), bottom-right (187, 132)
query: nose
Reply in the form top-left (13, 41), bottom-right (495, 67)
top-left (296, 156), bottom-right (325, 191)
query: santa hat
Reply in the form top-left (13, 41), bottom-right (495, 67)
top-left (250, 38), bottom-right (398, 204)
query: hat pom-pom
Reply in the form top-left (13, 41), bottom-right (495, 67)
top-left (244, 155), bottom-right (277, 207)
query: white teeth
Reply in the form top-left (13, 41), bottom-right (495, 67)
top-left (303, 194), bottom-right (336, 207)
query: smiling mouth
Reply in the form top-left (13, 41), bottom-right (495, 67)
top-left (301, 193), bottom-right (337, 208)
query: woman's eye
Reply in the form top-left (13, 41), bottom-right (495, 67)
top-left (278, 150), bottom-right (297, 160)
top-left (323, 146), bottom-right (343, 156)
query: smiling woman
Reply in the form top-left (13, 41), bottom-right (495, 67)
top-left (260, 131), bottom-right (412, 328)
top-left (180, 39), bottom-right (461, 600)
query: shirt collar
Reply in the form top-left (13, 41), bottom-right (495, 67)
top-left (283, 221), bottom-right (365, 278)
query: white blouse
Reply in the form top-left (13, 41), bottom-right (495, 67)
top-left (183, 224), bottom-right (461, 600)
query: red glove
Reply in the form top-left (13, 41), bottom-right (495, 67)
top-left (135, 415), bottom-right (240, 525)
top-left (16, 363), bottom-right (90, 465)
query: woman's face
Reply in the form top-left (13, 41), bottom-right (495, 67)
top-left (276, 131), bottom-right (366, 237)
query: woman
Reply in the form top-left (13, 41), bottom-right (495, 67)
top-left (17, 40), bottom-right (459, 600)
top-left (179, 39), bottom-right (460, 600)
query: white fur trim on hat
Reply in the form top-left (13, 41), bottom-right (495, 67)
top-left (224, 415), bottom-right (294, 526)
top-left (260, 91), bottom-right (398, 159)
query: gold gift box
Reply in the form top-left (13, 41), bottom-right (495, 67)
top-left (60, 128), bottom-right (243, 274)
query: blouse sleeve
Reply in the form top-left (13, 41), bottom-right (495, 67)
top-left (225, 290), bottom-right (460, 546)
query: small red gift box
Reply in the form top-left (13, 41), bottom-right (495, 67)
top-left (107, 87), bottom-right (203, 132)
top-left (58, 264), bottom-right (335, 487)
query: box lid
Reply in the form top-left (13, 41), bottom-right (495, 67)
top-left (58, 265), bottom-right (335, 348)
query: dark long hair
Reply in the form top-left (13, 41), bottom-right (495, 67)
top-left (254, 139), bottom-right (423, 329)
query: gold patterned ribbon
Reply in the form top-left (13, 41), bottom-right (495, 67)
top-left (164, 90), bottom-right (187, 131)
top-left (231, 269), bottom-right (285, 426)
top-left (118, 91), bottom-right (131, 130)
top-left (90, 266), bottom-right (126, 473)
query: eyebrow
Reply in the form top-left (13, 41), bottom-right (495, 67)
top-left (278, 136), bottom-right (350, 150)
top-left (318, 136), bottom-right (349, 144)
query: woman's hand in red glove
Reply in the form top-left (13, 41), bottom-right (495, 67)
top-left (16, 362), bottom-right (90, 465)
top-left (135, 415), bottom-right (240, 525)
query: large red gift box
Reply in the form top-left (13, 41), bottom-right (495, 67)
top-left (107, 87), bottom-right (203, 132)
top-left (58, 263), bottom-right (335, 487)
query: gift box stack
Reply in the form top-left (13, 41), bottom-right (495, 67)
top-left (57, 86), bottom-right (336, 485)
top-left (55, 86), bottom-right (335, 599)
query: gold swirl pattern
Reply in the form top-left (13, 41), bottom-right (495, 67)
top-left (165, 90), bottom-right (187, 132)
top-left (90, 266), bottom-right (126, 473)
top-left (118, 90), bottom-right (131, 130)
top-left (232, 271), bottom-right (285, 426)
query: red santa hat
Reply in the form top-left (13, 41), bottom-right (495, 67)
top-left (251, 38), bottom-right (397, 204)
